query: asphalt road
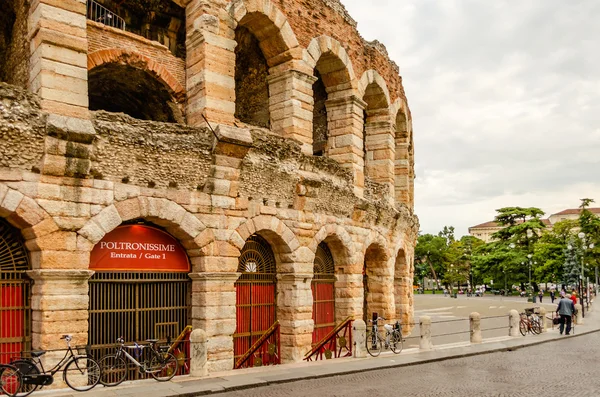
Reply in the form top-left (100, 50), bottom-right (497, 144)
top-left (407, 294), bottom-right (559, 347)
top-left (215, 331), bottom-right (600, 397)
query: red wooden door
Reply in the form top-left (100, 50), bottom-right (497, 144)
top-left (312, 243), bottom-right (335, 344)
top-left (234, 235), bottom-right (277, 368)
top-left (311, 280), bottom-right (335, 344)
top-left (0, 284), bottom-right (25, 364)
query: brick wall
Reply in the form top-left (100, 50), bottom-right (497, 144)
top-left (87, 21), bottom-right (186, 90)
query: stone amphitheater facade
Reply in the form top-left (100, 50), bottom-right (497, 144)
top-left (0, 0), bottom-right (417, 372)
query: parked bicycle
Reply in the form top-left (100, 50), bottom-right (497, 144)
top-left (519, 308), bottom-right (542, 336)
top-left (0, 364), bottom-right (22, 397)
top-left (7, 335), bottom-right (100, 396)
top-left (99, 337), bottom-right (178, 386)
top-left (366, 317), bottom-right (403, 357)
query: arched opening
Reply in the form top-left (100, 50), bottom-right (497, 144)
top-left (408, 134), bottom-right (415, 209)
top-left (234, 25), bottom-right (270, 128)
top-left (312, 242), bottom-right (335, 344)
top-left (362, 82), bottom-right (390, 182)
top-left (234, 234), bottom-right (277, 367)
top-left (0, 0), bottom-right (28, 86)
top-left (89, 63), bottom-right (181, 122)
top-left (394, 249), bottom-right (410, 323)
top-left (312, 70), bottom-right (328, 156)
top-left (395, 111), bottom-right (410, 205)
top-left (0, 218), bottom-right (31, 365)
top-left (362, 243), bottom-right (391, 322)
top-left (88, 223), bottom-right (191, 380)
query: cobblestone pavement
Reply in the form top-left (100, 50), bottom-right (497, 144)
top-left (216, 332), bottom-right (600, 397)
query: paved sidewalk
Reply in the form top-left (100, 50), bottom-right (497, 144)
top-left (37, 308), bottom-right (600, 397)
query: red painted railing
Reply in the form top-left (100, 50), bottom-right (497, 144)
top-left (234, 321), bottom-right (280, 369)
top-left (304, 317), bottom-right (353, 361)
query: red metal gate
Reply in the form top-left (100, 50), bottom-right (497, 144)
top-left (0, 219), bottom-right (31, 364)
top-left (312, 243), bottom-right (335, 344)
top-left (234, 235), bottom-right (277, 367)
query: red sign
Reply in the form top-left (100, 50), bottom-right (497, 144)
top-left (90, 225), bottom-right (190, 272)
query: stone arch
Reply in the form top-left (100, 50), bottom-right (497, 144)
top-left (358, 70), bottom-right (394, 202)
top-left (227, 0), bottom-right (300, 67)
top-left (77, 196), bottom-right (206, 263)
top-left (306, 36), bottom-right (358, 156)
top-left (232, 214), bottom-right (301, 274)
top-left (361, 232), bottom-right (394, 322)
top-left (0, 184), bottom-right (59, 256)
top-left (87, 49), bottom-right (185, 122)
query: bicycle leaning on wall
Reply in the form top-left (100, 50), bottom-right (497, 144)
top-left (366, 317), bottom-right (403, 357)
top-left (4, 335), bottom-right (100, 396)
top-left (99, 337), bottom-right (179, 386)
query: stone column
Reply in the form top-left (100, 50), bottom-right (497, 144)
top-left (277, 273), bottom-right (313, 363)
top-left (325, 96), bottom-right (367, 198)
top-left (394, 134), bottom-right (410, 206)
top-left (189, 272), bottom-right (239, 373)
top-left (364, 111), bottom-right (395, 204)
top-left (538, 307), bottom-right (547, 333)
top-left (267, 68), bottom-right (317, 155)
top-left (205, 125), bottom-right (253, 209)
top-left (186, 3), bottom-right (236, 126)
top-left (29, 0), bottom-right (89, 119)
top-left (575, 304), bottom-right (583, 325)
top-left (395, 275), bottom-right (412, 325)
top-left (470, 312), bottom-right (482, 343)
top-left (334, 273), bottom-right (363, 323)
top-left (27, 269), bottom-right (93, 350)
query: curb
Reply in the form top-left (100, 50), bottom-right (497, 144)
top-left (173, 326), bottom-right (600, 397)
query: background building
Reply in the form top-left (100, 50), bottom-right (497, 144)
top-left (469, 208), bottom-right (600, 242)
top-left (0, 0), bottom-right (417, 374)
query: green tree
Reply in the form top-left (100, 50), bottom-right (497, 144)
top-left (533, 219), bottom-right (577, 285)
top-left (563, 240), bottom-right (580, 286)
top-left (578, 198), bottom-right (600, 271)
top-left (414, 233), bottom-right (448, 289)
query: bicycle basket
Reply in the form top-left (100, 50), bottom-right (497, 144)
top-left (76, 345), bottom-right (91, 356)
top-left (524, 308), bottom-right (535, 316)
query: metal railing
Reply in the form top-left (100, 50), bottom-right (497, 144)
top-left (87, 0), bottom-right (126, 30)
top-left (304, 317), bottom-right (353, 361)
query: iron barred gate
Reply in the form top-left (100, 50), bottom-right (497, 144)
top-left (312, 243), bottom-right (335, 344)
top-left (0, 219), bottom-right (31, 364)
top-left (88, 272), bottom-right (191, 379)
top-left (234, 235), bottom-right (277, 367)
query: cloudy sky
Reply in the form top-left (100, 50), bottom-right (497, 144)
top-left (341, 0), bottom-right (600, 236)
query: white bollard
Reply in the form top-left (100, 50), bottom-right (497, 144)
top-left (352, 319), bottom-right (367, 358)
top-left (509, 310), bottom-right (520, 337)
top-left (419, 316), bottom-right (433, 351)
top-left (470, 312), bottom-right (482, 343)
top-left (575, 304), bottom-right (583, 325)
top-left (190, 329), bottom-right (208, 377)
top-left (538, 307), bottom-right (547, 333)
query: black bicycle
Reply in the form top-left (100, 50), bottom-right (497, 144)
top-left (99, 337), bottom-right (178, 386)
top-left (0, 364), bottom-right (22, 397)
top-left (9, 335), bottom-right (100, 396)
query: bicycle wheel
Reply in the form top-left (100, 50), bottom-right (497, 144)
top-left (0, 365), bottom-right (22, 397)
top-left (98, 354), bottom-right (127, 387)
top-left (531, 319), bottom-right (542, 334)
top-left (63, 356), bottom-right (100, 392)
top-left (519, 319), bottom-right (527, 336)
top-left (9, 359), bottom-right (39, 397)
top-left (390, 332), bottom-right (403, 354)
top-left (149, 352), bottom-right (178, 382)
top-left (366, 332), bottom-right (382, 357)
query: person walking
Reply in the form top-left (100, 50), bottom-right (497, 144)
top-left (570, 290), bottom-right (577, 305)
top-left (550, 290), bottom-right (556, 303)
top-left (556, 293), bottom-right (575, 335)
top-left (538, 290), bottom-right (543, 303)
